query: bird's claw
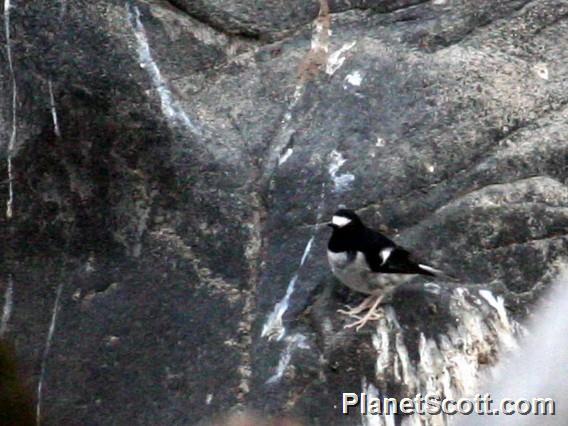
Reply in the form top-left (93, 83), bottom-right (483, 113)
top-left (341, 295), bottom-right (384, 331)
top-left (343, 312), bottom-right (382, 331)
top-left (337, 306), bottom-right (363, 317)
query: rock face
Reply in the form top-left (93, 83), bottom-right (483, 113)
top-left (1, 0), bottom-right (567, 424)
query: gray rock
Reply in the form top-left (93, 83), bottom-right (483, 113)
top-left (1, 0), bottom-right (567, 424)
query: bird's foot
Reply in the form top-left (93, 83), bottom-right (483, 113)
top-left (337, 295), bottom-right (377, 317)
top-left (343, 312), bottom-right (382, 331)
top-left (337, 306), bottom-right (369, 317)
top-left (343, 295), bottom-right (384, 331)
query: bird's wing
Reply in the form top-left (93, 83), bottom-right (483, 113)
top-left (363, 239), bottom-right (439, 277)
top-left (369, 246), bottom-right (427, 274)
top-left (360, 229), bottom-right (446, 277)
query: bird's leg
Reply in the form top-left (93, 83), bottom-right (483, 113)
top-left (344, 295), bottom-right (384, 331)
top-left (337, 294), bottom-right (377, 317)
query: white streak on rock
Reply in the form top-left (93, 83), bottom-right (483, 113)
top-left (370, 287), bottom-right (520, 425)
top-left (329, 150), bottom-right (355, 192)
top-left (36, 280), bottom-right (65, 426)
top-left (284, 85), bottom-right (303, 125)
top-left (48, 80), bottom-right (61, 137)
top-left (478, 289), bottom-right (518, 351)
top-left (278, 148), bottom-right (294, 166)
top-left (0, 274), bottom-right (14, 336)
top-left (268, 84), bottom-right (303, 173)
top-left (361, 377), bottom-right (392, 426)
top-left (261, 275), bottom-right (298, 342)
top-left (262, 236), bottom-right (315, 341)
top-left (345, 70), bottom-right (363, 87)
top-left (4, 0), bottom-right (17, 219)
top-left (311, 20), bottom-right (330, 53)
top-left (383, 410), bottom-right (396, 426)
top-left (326, 41), bottom-right (357, 75)
top-left (373, 325), bottom-right (390, 379)
top-left (272, 2), bottom-right (330, 168)
top-left (479, 289), bottom-right (508, 327)
top-left (263, 184), bottom-right (326, 385)
top-left (300, 235), bottom-right (314, 266)
top-left (533, 62), bottom-right (549, 80)
top-left (266, 333), bottom-right (308, 384)
top-left (393, 354), bottom-right (401, 383)
top-left (384, 305), bottom-right (401, 328)
top-left (395, 333), bottom-right (418, 393)
top-left (401, 416), bottom-right (422, 426)
top-left (126, 4), bottom-right (201, 136)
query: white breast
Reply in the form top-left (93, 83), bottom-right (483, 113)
top-left (327, 249), bottom-right (414, 295)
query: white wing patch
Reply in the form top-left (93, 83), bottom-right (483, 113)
top-left (332, 215), bottom-right (352, 227)
top-left (380, 247), bottom-right (394, 265)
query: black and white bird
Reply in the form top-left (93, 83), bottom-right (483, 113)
top-left (327, 208), bottom-right (450, 330)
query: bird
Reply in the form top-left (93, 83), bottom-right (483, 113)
top-left (327, 208), bottom-right (450, 331)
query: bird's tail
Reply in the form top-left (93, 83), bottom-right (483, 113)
top-left (418, 264), bottom-right (458, 281)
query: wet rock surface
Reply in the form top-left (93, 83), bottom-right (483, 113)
top-left (1, 0), bottom-right (567, 424)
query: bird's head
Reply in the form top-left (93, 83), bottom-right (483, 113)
top-left (327, 209), bottom-right (363, 231)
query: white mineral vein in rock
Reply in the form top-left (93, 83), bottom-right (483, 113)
top-left (478, 289), bottom-right (518, 351)
top-left (266, 333), bottom-right (308, 384)
top-left (300, 235), bottom-right (314, 266)
top-left (367, 287), bottom-right (520, 425)
top-left (261, 236), bottom-right (315, 341)
top-left (263, 185), bottom-right (326, 384)
top-left (48, 80), bottom-right (61, 137)
top-left (329, 150), bottom-right (355, 192)
top-left (274, 8), bottom-right (326, 170)
top-left (278, 147), bottom-right (294, 166)
top-left (373, 324), bottom-right (391, 379)
top-left (326, 41), bottom-right (357, 76)
top-left (36, 280), bottom-right (64, 426)
top-left (361, 377), bottom-right (394, 426)
top-left (395, 333), bottom-right (418, 392)
top-left (262, 275), bottom-right (298, 342)
top-left (345, 70), bottom-right (363, 87)
top-left (126, 4), bottom-right (201, 136)
top-left (534, 62), bottom-right (549, 80)
top-left (0, 274), bottom-right (14, 336)
top-left (4, 0), bottom-right (17, 219)
top-left (311, 20), bottom-right (330, 53)
top-left (273, 84), bottom-right (303, 170)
